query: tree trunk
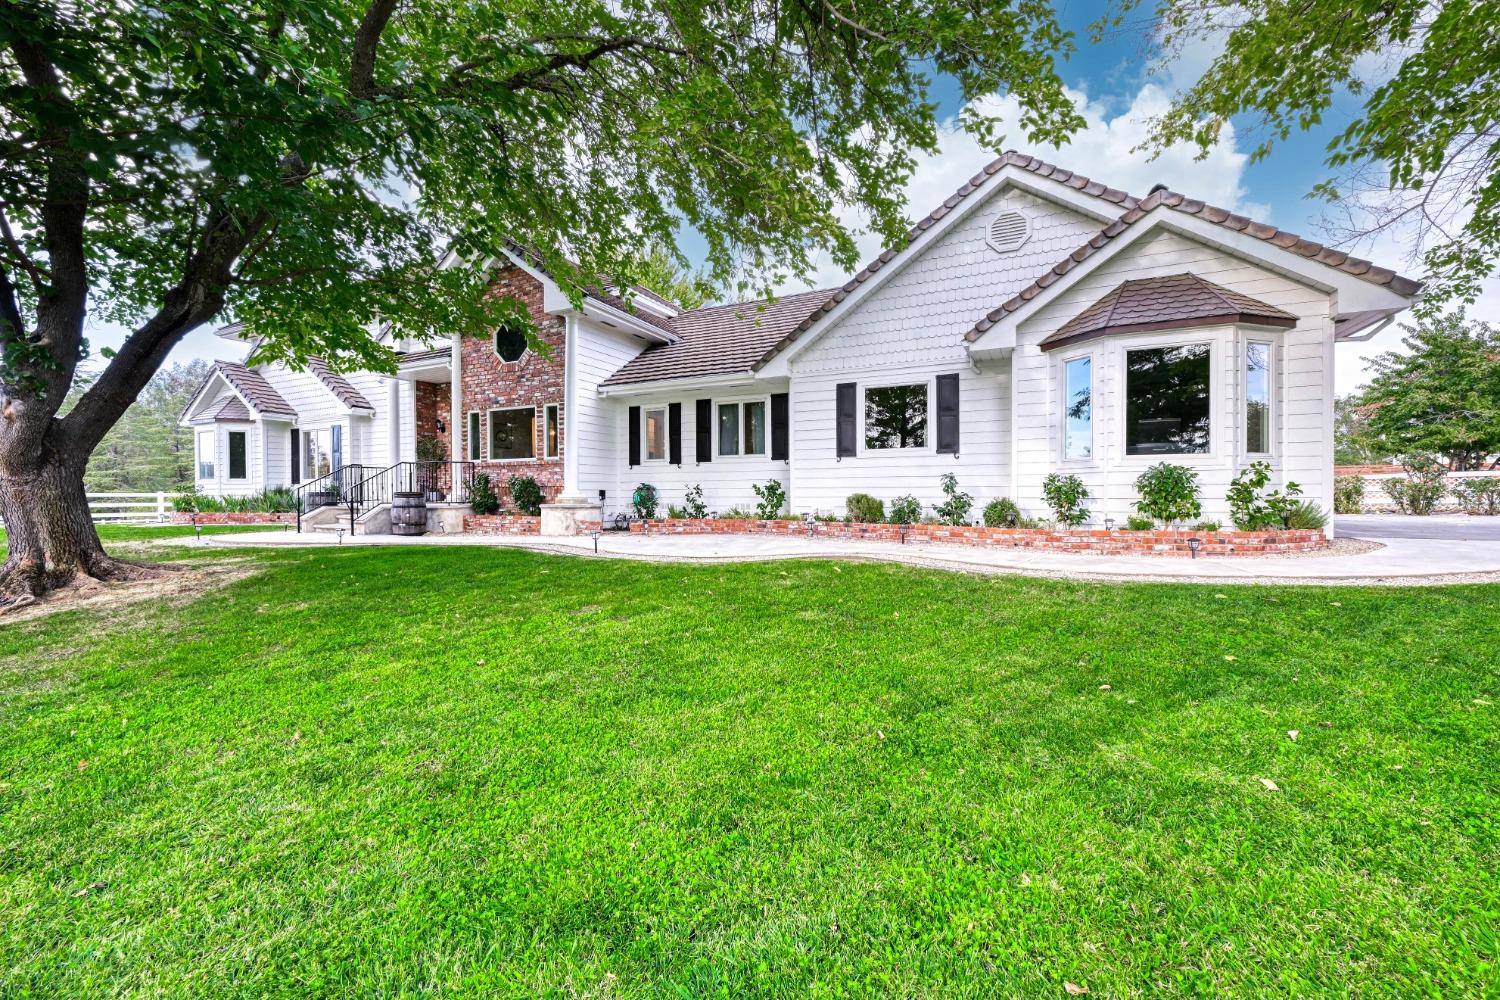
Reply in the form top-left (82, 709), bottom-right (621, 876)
top-left (0, 449), bottom-right (157, 610)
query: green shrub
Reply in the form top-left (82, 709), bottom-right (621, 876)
top-left (983, 498), bottom-right (1020, 527)
top-left (415, 434), bottom-right (447, 463)
top-left (1283, 501), bottom-right (1329, 530)
top-left (1382, 457), bottom-right (1448, 515)
top-left (1192, 520), bottom-right (1222, 532)
top-left (172, 484), bottom-right (207, 513)
top-left (1334, 476), bottom-right (1366, 514)
top-left (249, 486), bottom-right (297, 513)
top-left (888, 495), bottom-right (922, 524)
top-left (666, 504), bottom-right (688, 519)
top-left (507, 475), bottom-right (544, 516)
top-left (933, 473), bottom-right (974, 526)
top-left (683, 484), bottom-right (708, 518)
top-left (1226, 461), bottom-right (1304, 529)
top-left (1451, 477), bottom-right (1500, 515)
top-left (1125, 515), bottom-right (1155, 531)
top-left (845, 493), bottom-right (885, 523)
top-left (752, 479), bottom-right (788, 519)
top-left (1134, 463), bottom-right (1202, 528)
top-left (1041, 473), bottom-right (1090, 526)
top-left (469, 473), bottom-right (500, 515)
top-left (719, 505), bottom-right (755, 519)
top-left (631, 483), bottom-right (659, 520)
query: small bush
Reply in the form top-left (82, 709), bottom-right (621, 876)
top-left (631, 483), bottom-right (659, 520)
top-left (933, 473), bottom-right (974, 526)
top-left (889, 495), bottom-right (922, 524)
top-left (507, 474), bottom-right (544, 516)
top-left (1284, 501), bottom-right (1329, 530)
top-left (845, 493), bottom-right (885, 523)
top-left (1334, 476), bottom-right (1365, 514)
top-left (983, 498), bottom-right (1020, 528)
top-left (1134, 463), bottom-right (1202, 528)
top-left (1192, 520), bottom-right (1222, 532)
top-left (1041, 473), bottom-right (1090, 526)
top-left (1382, 457), bottom-right (1448, 515)
top-left (415, 434), bottom-right (447, 463)
top-left (1125, 515), bottom-right (1155, 531)
top-left (173, 484), bottom-right (208, 513)
top-left (666, 504), bottom-right (688, 519)
top-left (1451, 478), bottom-right (1500, 515)
top-left (469, 473), bottom-right (501, 515)
top-left (752, 479), bottom-right (788, 519)
top-left (683, 484), bottom-right (708, 519)
top-left (719, 505), bottom-right (755, 519)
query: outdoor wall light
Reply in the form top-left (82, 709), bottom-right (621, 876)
top-left (436, 417), bottom-right (446, 433)
top-left (598, 489), bottom-right (606, 501)
top-left (1187, 537), bottom-right (1201, 559)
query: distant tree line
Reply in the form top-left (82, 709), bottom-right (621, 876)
top-left (1337, 313), bottom-right (1500, 470)
top-left (63, 360), bottom-right (211, 493)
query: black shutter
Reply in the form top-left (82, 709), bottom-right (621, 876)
top-left (290, 428), bottom-right (300, 484)
top-left (835, 382), bottom-right (857, 458)
top-left (936, 373), bottom-right (960, 455)
top-left (628, 405), bottom-right (641, 467)
top-left (695, 399), bottom-right (712, 463)
top-left (771, 392), bottom-right (789, 461)
top-left (668, 402), bottom-right (682, 465)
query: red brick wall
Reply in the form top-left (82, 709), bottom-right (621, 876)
top-left (414, 382), bottom-right (452, 458)
top-left (462, 514), bottom-right (542, 535)
top-left (461, 265), bottom-right (565, 508)
top-left (627, 519), bottom-right (1328, 556)
top-left (170, 512), bottom-right (297, 525)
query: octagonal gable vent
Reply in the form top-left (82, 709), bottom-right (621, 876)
top-left (986, 210), bottom-right (1031, 254)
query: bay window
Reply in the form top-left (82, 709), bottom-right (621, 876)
top-left (1246, 342), bottom-right (1271, 453)
top-left (1125, 344), bottom-right (1211, 455)
top-left (1062, 356), bottom-right (1092, 460)
top-left (196, 431), bottom-right (215, 480)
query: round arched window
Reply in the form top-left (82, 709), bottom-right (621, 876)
top-left (494, 321), bottom-right (528, 362)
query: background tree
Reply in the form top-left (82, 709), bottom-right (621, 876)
top-left (64, 360), bottom-right (211, 492)
top-left (0, 0), bottom-right (1085, 608)
top-left (1333, 394), bottom-right (1394, 467)
top-left (626, 245), bottom-right (720, 311)
top-left (1117, 0), bottom-right (1498, 308)
top-left (1356, 313), bottom-right (1500, 470)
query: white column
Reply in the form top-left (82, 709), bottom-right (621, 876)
top-left (559, 314), bottom-right (583, 500)
top-left (449, 333), bottom-right (463, 462)
top-left (386, 377), bottom-right (402, 465)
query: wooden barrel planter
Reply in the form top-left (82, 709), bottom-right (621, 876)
top-left (390, 491), bottom-right (428, 536)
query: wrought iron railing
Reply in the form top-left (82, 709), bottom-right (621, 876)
top-left (294, 464), bottom-right (367, 532)
top-left (321, 461), bottom-right (477, 534)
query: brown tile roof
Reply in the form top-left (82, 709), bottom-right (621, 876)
top-left (189, 394), bottom-right (251, 424)
top-left (212, 361), bottom-right (296, 418)
top-left (600, 289), bottom-right (835, 388)
top-left (396, 346), bottom-right (452, 366)
top-left (1039, 274), bottom-right (1297, 351)
top-left (307, 357), bottom-right (374, 411)
top-left (502, 241), bottom-right (679, 336)
top-left (965, 183), bottom-right (1422, 343)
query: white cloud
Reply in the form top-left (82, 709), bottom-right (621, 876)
top-left (782, 83), bottom-right (1265, 293)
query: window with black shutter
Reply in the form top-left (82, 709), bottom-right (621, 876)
top-left (936, 373), bottom-right (960, 455)
top-left (771, 393), bottom-right (789, 461)
top-left (628, 406), bottom-right (641, 466)
top-left (835, 383), bottom-right (856, 457)
top-left (290, 428), bottom-right (301, 483)
top-left (695, 399), bottom-right (712, 462)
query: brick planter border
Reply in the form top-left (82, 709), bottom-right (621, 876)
top-left (627, 518), bottom-right (1327, 556)
top-left (463, 514), bottom-right (544, 535)
top-left (170, 512), bottom-right (297, 525)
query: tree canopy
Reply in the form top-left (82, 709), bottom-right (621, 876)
top-left (1356, 313), bottom-right (1500, 470)
top-left (1119, 0), bottom-right (1499, 308)
top-left (65, 360), bottom-right (211, 492)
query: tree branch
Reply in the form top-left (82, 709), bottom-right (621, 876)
top-left (349, 0), bottom-right (400, 100)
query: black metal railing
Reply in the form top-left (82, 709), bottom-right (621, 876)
top-left (341, 461), bottom-right (478, 534)
top-left (295, 464), bottom-right (367, 532)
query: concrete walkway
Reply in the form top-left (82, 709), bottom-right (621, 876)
top-left (184, 515), bottom-right (1500, 586)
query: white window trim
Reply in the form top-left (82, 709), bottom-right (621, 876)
top-left (1115, 333), bottom-right (1220, 466)
top-left (196, 430), bottom-right (216, 481)
top-left (642, 405), bottom-right (670, 464)
top-left (858, 376), bottom-right (935, 456)
top-left (226, 428), bottom-right (250, 481)
top-left (467, 410), bottom-right (482, 461)
top-left (1057, 350), bottom-right (1095, 465)
top-left (544, 403), bottom-right (561, 459)
top-left (1243, 336), bottom-right (1276, 458)
top-left (486, 405), bottom-right (539, 462)
top-left (713, 395), bottom-right (772, 460)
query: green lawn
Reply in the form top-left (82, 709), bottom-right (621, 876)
top-left (2, 532), bottom-right (1496, 997)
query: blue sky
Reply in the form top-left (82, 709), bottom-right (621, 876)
top-left (102, 6), bottom-right (1481, 395)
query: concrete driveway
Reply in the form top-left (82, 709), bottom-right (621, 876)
top-left (1337, 514), bottom-right (1500, 542)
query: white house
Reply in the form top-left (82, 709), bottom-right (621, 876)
top-left (180, 151), bottom-right (1419, 533)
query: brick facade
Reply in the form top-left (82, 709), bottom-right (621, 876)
top-left (462, 514), bottom-right (543, 535)
top-left (461, 265), bottom-right (566, 509)
top-left (171, 512), bottom-right (298, 525)
top-left (413, 382), bottom-right (452, 459)
top-left (627, 518), bottom-right (1328, 556)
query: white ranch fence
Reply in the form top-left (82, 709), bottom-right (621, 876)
top-left (0, 492), bottom-right (174, 527)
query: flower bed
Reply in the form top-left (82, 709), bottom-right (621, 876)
top-left (462, 514), bottom-right (544, 535)
top-left (170, 512), bottom-right (297, 525)
top-left (628, 518), bottom-right (1327, 556)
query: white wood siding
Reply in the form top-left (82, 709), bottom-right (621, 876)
top-left (572, 321), bottom-right (647, 514)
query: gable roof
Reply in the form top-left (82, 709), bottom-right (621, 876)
top-left (307, 357), bottom-right (374, 412)
top-left (206, 361), bottom-right (296, 418)
top-left (1040, 273), bottom-right (1297, 351)
top-left (501, 241), bottom-right (679, 336)
top-left (600, 289), bottom-right (833, 388)
top-left (965, 185), bottom-right (1422, 343)
top-left (189, 394), bottom-right (252, 424)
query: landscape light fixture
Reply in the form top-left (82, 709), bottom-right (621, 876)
top-left (1187, 537), bottom-right (1201, 559)
top-left (336, 527), bottom-right (345, 545)
top-left (1104, 517), bottom-right (1115, 532)
top-left (591, 530), bottom-right (601, 554)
